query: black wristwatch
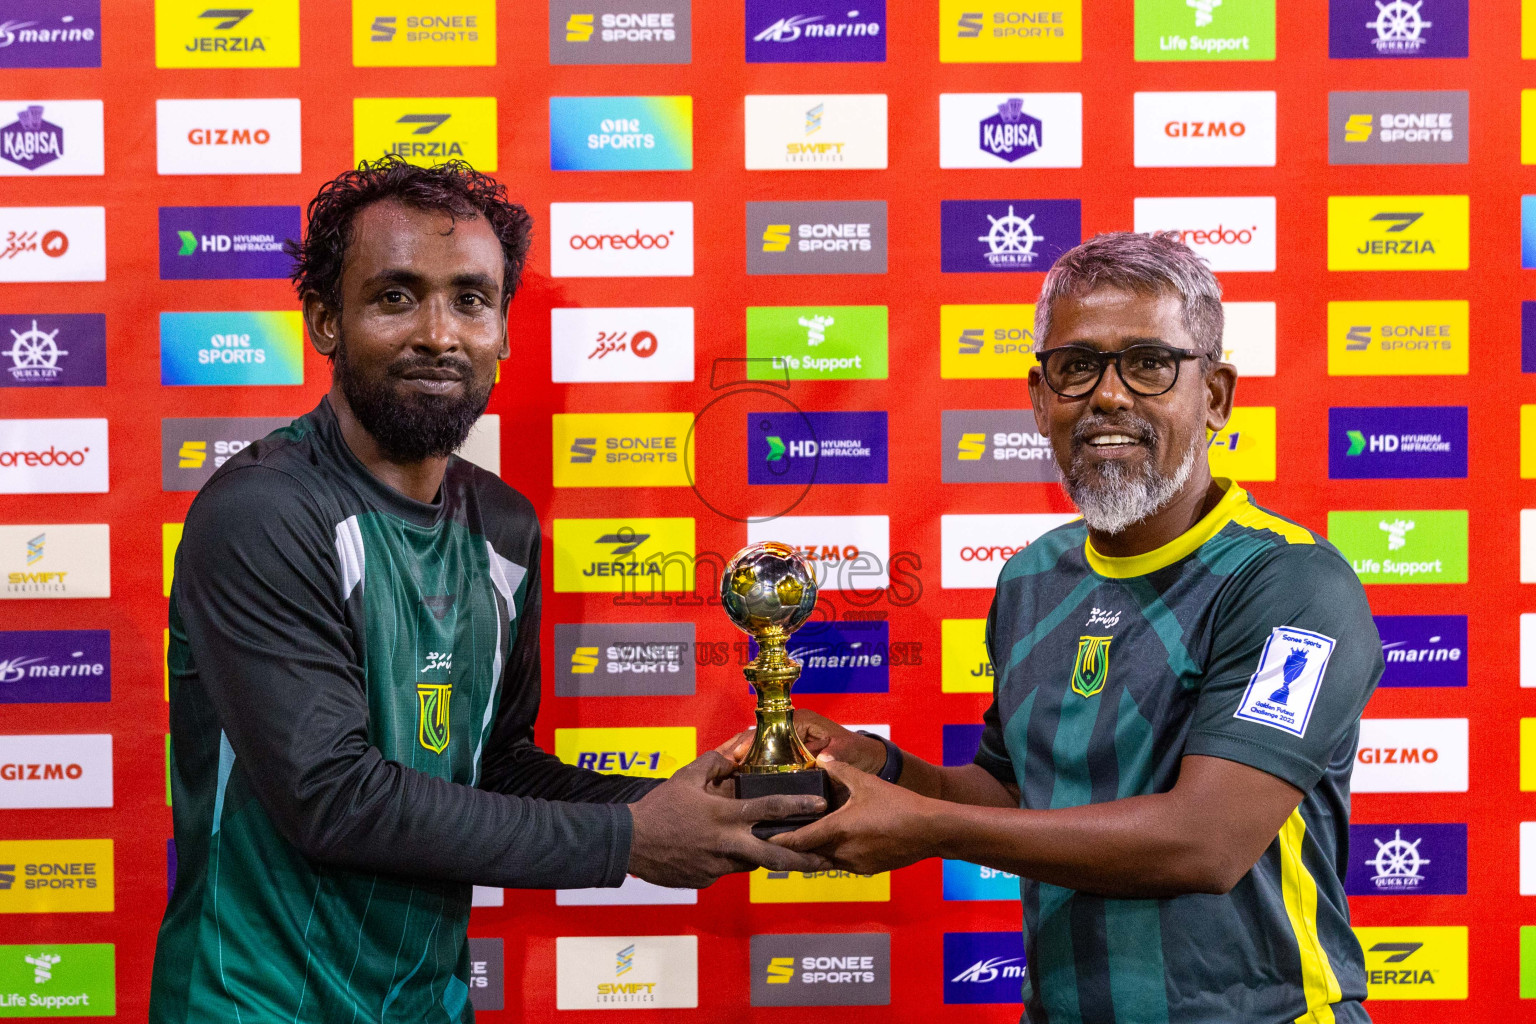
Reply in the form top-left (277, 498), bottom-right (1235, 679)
top-left (856, 730), bottom-right (904, 784)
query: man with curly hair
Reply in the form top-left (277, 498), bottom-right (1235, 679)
top-left (149, 157), bottom-right (827, 1024)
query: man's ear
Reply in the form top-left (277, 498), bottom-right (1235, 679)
top-left (302, 291), bottom-right (339, 358)
top-left (1204, 360), bottom-right (1238, 433)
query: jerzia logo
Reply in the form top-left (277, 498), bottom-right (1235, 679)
top-left (154, 0), bottom-right (300, 68)
top-left (416, 682), bottom-right (451, 753)
top-left (353, 98), bottom-right (498, 171)
top-left (1070, 635), bottom-right (1110, 697)
top-left (1327, 195), bottom-right (1468, 270)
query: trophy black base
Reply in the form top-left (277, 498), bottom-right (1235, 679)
top-left (737, 768), bottom-right (833, 840)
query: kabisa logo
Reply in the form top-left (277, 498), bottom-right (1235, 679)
top-left (1328, 91), bottom-right (1467, 165)
top-left (743, 94), bottom-right (888, 170)
top-left (552, 517), bottom-right (695, 593)
top-left (555, 935), bottom-right (697, 1010)
top-left (940, 199), bottom-right (1081, 273)
top-left (745, 304), bottom-right (889, 381)
top-left (0, 101), bottom-right (102, 176)
top-left (941, 621), bottom-right (992, 693)
top-left (943, 932), bottom-right (1026, 1004)
top-left (0, 942), bottom-right (116, 1015)
top-left (1328, 509), bottom-right (1467, 584)
top-left (1329, 0), bottom-right (1467, 59)
top-left (0, 314), bottom-right (105, 388)
top-left (159, 311), bottom-right (304, 386)
top-left (0, 3), bottom-right (101, 69)
top-left (939, 0), bottom-right (1083, 63)
top-left (161, 416), bottom-right (289, 491)
top-left (0, 105), bottom-right (61, 171)
top-left (1327, 300), bottom-right (1467, 376)
top-left (749, 933), bottom-right (891, 1007)
top-left (746, 1), bottom-right (885, 62)
top-left (0, 630), bottom-right (110, 704)
top-left (1133, 0), bottom-right (1276, 61)
top-left (941, 513), bottom-right (1077, 588)
top-left (1132, 91), bottom-right (1276, 167)
top-left (553, 622), bottom-right (696, 696)
top-left (747, 200), bottom-right (888, 275)
top-left (1355, 926), bottom-right (1468, 1000)
top-left (550, 201), bottom-right (694, 278)
top-left (552, 412), bottom-right (693, 488)
top-left (550, 95), bottom-right (693, 171)
top-left (1328, 406), bottom-right (1466, 480)
top-left (750, 621), bottom-right (892, 693)
top-left (750, 410), bottom-right (888, 484)
top-left (554, 727), bottom-right (695, 777)
top-left (0, 839), bottom-right (113, 912)
top-left (1132, 196), bottom-right (1275, 271)
top-left (1327, 195), bottom-right (1469, 270)
top-left (1375, 614), bottom-right (1466, 687)
top-left (155, 98), bottom-right (302, 175)
top-left (0, 207), bottom-right (104, 283)
top-left (0, 418), bottom-right (107, 496)
top-left (158, 206), bottom-right (300, 280)
top-left (154, 0), bottom-right (301, 68)
top-left (1353, 718), bottom-right (1468, 793)
top-left (939, 304), bottom-right (1036, 378)
top-left (943, 409), bottom-right (1054, 483)
top-left (1345, 823), bottom-right (1467, 895)
top-left (979, 98), bottom-right (1039, 161)
top-left (939, 93), bottom-right (1082, 169)
top-left (550, 306), bottom-right (694, 383)
top-left (746, 515), bottom-right (891, 592)
top-left (352, 2), bottom-right (496, 67)
top-left (354, 97), bottom-right (498, 171)
top-left (548, 1), bottom-right (691, 65)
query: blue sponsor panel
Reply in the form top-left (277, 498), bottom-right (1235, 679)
top-left (750, 621), bottom-right (889, 692)
top-left (942, 723), bottom-right (985, 766)
top-left (549, 96), bottom-right (693, 171)
top-left (745, 0), bottom-right (885, 62)
top-left (1375, 614), bottom-right (1466, 687)
top-left (1327, 405), bottom-right (1467, 479)
top-left (0, 313), bottom-right (105, 386)
top-left (943, 932), bottom-right (1026, 1004)
top-left (159, 205), bottom-right (301, 280)
top-left (1525, 196), bottom-right (1536, 270)
top-left (0, 629), bottom-right (110, 703)
top-left (940, 199), bottom-right (1080, 273)
top-left (0, 1), bottom-right (102, 67)
top-left (160, 312), bottom-right (304, 386)
top-left (1328, 0), bottom-right (1467, 59)
top-left (942, 860), bottom-right (1020, 901)
top-left (748, 410), bottom-right (887, 484)
top-left (1344, 823), bottom-right (1466, 895)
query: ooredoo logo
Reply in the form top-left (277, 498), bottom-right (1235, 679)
top-left (1352, 718), bottom-right (1467, 792)
top-left (550, 202), bottom-right (693, 278)
top-left (1133, 196), bottom-right (1276, 271)
top-left (0, 419), bottom-right (107, 494)
top-left (1133, 91), bottom-right (1276, 167)
top-left (156, 98), bottom-right (301, 175)
top-left (941, 513), bottom-right (1076, 588)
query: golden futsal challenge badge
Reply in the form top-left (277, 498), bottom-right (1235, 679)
top-left (416, 683), bottom-right (452, 753)
top-left (1071, 636), bottom-right (1112, 698)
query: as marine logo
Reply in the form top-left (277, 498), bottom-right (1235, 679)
top-left (416, 682), bottom-right (451, 753)
top-left (1070, 635), bottom-right (1110, 697)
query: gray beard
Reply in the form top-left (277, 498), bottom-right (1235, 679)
top-left (1062, 433), bottom-right (1203, 536)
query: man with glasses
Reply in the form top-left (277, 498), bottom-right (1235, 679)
top-left (764, 232), bottom-right (1382, 1023)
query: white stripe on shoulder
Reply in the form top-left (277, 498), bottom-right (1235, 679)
top-left (484, 541), bottom-right (528, 621)
top-left (334, 516), bottom-right (365, 601)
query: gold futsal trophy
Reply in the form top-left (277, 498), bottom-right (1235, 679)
top-left (721, 541), bottom-right (832, 838)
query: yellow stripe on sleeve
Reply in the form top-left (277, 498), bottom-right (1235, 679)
top-left (1278, 809), bottom-right (1342, 1024)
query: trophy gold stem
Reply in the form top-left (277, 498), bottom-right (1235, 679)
top-left (738, 632), bottom-right (817, 774)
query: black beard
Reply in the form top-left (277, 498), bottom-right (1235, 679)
top-left (333, 336), bottom-right (493, 463)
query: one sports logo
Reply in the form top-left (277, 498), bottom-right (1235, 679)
top-left (1071, 635), bottom-right (1111, 698)
top-left (416, 682), bottom-right (452, 754)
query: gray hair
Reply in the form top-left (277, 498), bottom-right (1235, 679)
top-left (1033, 231), bottom-right (1224, 361)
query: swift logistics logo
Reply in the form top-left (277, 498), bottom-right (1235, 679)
top-left (160, 416), bottom-right (289, 490)
top-left (941, 513), bottom-right (1078, 588)
top-left (0, 207), bottom-right (104, 283)
top-left (0, 3), bottom-right (101, 69)
top-left (749, 867), bottom-right (889, 902)
top-left (939, 304), bottom-right (1036, 378)
top-left (1326, 195), bottom-right (1469, 271)
top-left (1329, 0), bottom-right (1468, 59)
top-left (353, 97), bottom-right (498, 170)
top-left (0, 101), bottom-right (103, 176)
top-left (943, 932), bottom-right (1026, 1004)
top-left (352, 2), bottom-right (496, 66)
top-left (159, 311), bottom-right (304, 385)
top-left (0, 318), bottom-right (108, 389)
top-left (1327, 509), bottom-right (1467, 584)
top-left (746, 1), bottom-right (885, 62)
top-left (552, 412), bottom-right (693, 487)
top-left (749, 933), bottom-right (891, 1007)
top-left (555, 935), bottom-right (697, 1009)
top-left (1375, 614), bottom-right (1467, 687)
top-left (749, 410), bottom-right (888, 484)
top-left (1206, 406), bottom-right (1275, 481)
top-left (1345, 823), bottom-right (1466, 895)
top-left (553, 622), bottom-right (696, 696)
top-left (938, 93), bottom-right (1082, 168)
top-left (1132, 196), bottom-right (1276, 271)
top-left (747, 200), bottom-right (887, 275)
top-left (750, 620), bottom-right (891, 693)
top-left (551, 517), bottom-right (695, 593)
top-left (158, 206), bottom-right (299, 280)
top-left (0, 942), bottom-right (115, 1016)
top-left (553, 727), bottom-right (695, 777)
top-left (941, 619), bottom-right (993, 693)
top-left (940, 199), bottom-right (1081, 273)
top-left (155, 98), bottom-right (301, 175)
top-left (1327, 300), bottom-right (1467, 375)
top-left (745, 305), bottom-right (888, 380)
top-left (1328, 90), bottom-right (1468, 165)
top-left (550, 201), bottom-right (694, 278)
top-left (0, 419), bottom-right (107, 495)
top-left (1354, 926), bottom-right (1468, 1000)
top-left (1132, 91), bottom-right (1276, 167)
top-left (548, 0), bottom-right (691, 64)
top-left (1352, 718), bottom-right (1468, 792)
top-left (746, 515), bottom-right (890, 591)
top-left (1134, 0), bottom-right (1276, 60)
top-left (1328, 406), bottom-right (1466, 479)
top-left (550, 306), bottom-right (694, 382)
top-left (0, 734), bottom-right (111, 810)
top-left (0, 839), bottom-right (113, 913)
top-left (1, 525), bottom-right (109, 600)
top-left (551, 96), bottom-right (692, 171)
top-left (153, 0), bottom-right (300, 68)
top-left (744, 94), bottom-right (888, 170)
top-left (942, 410), bottom-right (1055, 483)
top-left (0, 630), bottom-right (109, 704)
top-left (939, 0), bottom-right (1082, 62)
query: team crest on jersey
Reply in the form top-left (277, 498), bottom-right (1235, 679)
top-left (1071, 635), bottom-right (1112, 697)
top-left (417, 682), bottom-right (452, 753)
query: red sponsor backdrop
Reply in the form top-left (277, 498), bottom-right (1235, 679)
top-left (2, 1), bottom-right (1530, 1020)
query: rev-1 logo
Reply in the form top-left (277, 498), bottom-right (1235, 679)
top-left (577, 750), bottom-right (664, 771)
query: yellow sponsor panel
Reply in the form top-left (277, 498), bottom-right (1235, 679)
top-left (164, 628), bottom-right (170, 701)
top-left (552, 517), bottom-right (695, 593)
top-left (939, 0), bottom-right (1082, 63)
top-left (1355, 926), bottom-right (1467, 1000)
top-left (353, 97), bottom-right (498, 171)
top-left (1207, 407), bottom-right (1275, 482)
top-left (940, 304), bottom-right (1038, 379)
top-left (1522, 719), bottom-right (1536, 791)
top-left (1326, 195), bottom-right (1469, 271)
top-left (352, 1), bottom-right (497, 66)
top-left (1525, 91), bottom-right (1536, 164)
top-left (163, 522), bottom-right (183, 598)
top-left (1527, 1), bottom-right (1536, 59)
top-left (554, 727), bottom-right (695, 778)
top-left (942, 619), bottom-right (994, 693)
top-left (749, 867), bottom-right (891, 903)
top-left (155, 0), bottom-right (300, 68)
top-left (1524, 408), bottom-right (1536, 479)
top-left (552, 413), bottom-right (694, 488)
top-left (1326, 301), bottom-right (1468, 376)
top-left (0, 840), bottom-right (114, 913)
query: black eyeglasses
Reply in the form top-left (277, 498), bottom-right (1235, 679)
top-left (1035, 344), bottom-right (1204, 398)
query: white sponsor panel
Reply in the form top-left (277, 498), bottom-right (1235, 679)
top-left (557, 874), bottom-right (699, 906)
top-left (1522, 822), bottom-right (1536, 895)
top-left (1132, 196), bottom-right (1276, 272)
top-left (472, 885), bottom-right (504, 906)
top-left (844, 723), bottom-right (889, 739)
top-left (938, 93), bottom-right (1083, 169)
top-left (1523, 510), bottom-right (1536, 584)
top-left (0, 419), bottom-right (108, 494)
top-left (549, 201), bottom-right (693, 278)
top-left (556, 934), bottom-right (698, 1009)
top-left (1221, 301), bottom-right (1276, 376)
top-left (941, 513), bottom-right (1077, 589)
top-left (744, 94), bottom-right (888, 170)
top-left (156, 98), bottom-right (303, 175)
top-left (1133, 91), bottom-right (1277, 168)
top-left (746, 515), bottom-right (889, 591)
top-left (551, 306), bottom-right (694, 382)
top-left (0, 523), bottom-right (111, 600)
top-left (0, 100), bottom-right (104, 176)
top-left (1522, 614), bottom-right (1536, 688)
top-left (1352, 718), bottom-right (1468, 793)
top-left (0, 206), bottom-right (105, 282)
top-left (0, 733), bottom-right (111, 809)
top-left (456, 414), bottom-right (500, 476)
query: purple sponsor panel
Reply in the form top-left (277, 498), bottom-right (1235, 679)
top-left (943, 932), bottom-right (1026, 1004)
top-left (1328, 0), bottom-right (1467, 59)
top-left (0, 2), bottom-right (102, 68)
top-left (159, 206), bottom-right (301, 280)
top-left (750, 620), bottom-right (890, 692)
top-left (748, 410), bottom-right (887, 484)
top-left (940, 200), bottom-right (1080, 274)
top-left (0, 629), bottom-right (110, 703)
top-left (943, 723), bottom-right (985, 767)
top-left (1524, 301), bottom-right (1536, 373)
top-left (745, 0), bottom-right (884, 62)
top-left (0, 313), bottom-right (105, 386)
top-left (1374, 614), bottom-right (1466, 687)
top-left (1328, 406), bottom-right (1467, 479)
top-left (1345, 823), bottom-right (1466, 895)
